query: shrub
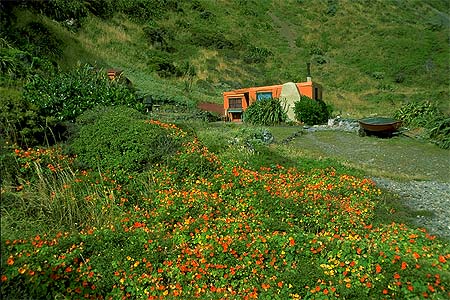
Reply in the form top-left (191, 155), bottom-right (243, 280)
top-left (243, 98), bottom-right (287, 126)
top-left (143, 24), bottom-right (173, 51)
top-left (243, 46), bottom-right (273, 64)
top-left (394, 101), bottom-right (440, 128)
top-left (115, 0), bottom-right (179, 22)
top-left (70, 106), bottom-right (183, 175)
top-left (0, 42), bottom-right (56, 86)
top-left (394, 101), bottom-right (450, 149)
top-left (293, 95), bottom-right (332, 125)
top-left (428, 116), bottom-right (450, 149)
top-left (190, 29), bottom-right (235, 50)
top-left (0, 88), bottom-right (63, 147)
top-left (23, 64), bottom-right (138, 122)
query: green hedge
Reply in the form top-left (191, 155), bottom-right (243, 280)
top-left (70, 106), bottom-right (182, 174)
top-left (293, 95), bottom-right (332, 125)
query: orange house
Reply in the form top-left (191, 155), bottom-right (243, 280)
top-left (223, 80), bottom-right (323, 122)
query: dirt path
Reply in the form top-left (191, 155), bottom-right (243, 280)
top-left (292, 131), bottom-right (450, 182)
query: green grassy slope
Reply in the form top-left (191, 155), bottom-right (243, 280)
top-left (2, 0), bottom-right (449, 117)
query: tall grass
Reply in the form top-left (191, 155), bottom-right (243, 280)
top-left (1, 162), bottom-right (120, 239)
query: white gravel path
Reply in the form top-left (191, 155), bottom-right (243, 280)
top-left (372, 177), bottom-right (450, 240)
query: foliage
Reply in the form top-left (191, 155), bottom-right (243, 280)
top-left (114, 0), bottom-right (179, 22)
top-left (142, 24), bottom-right (172, 51)
top-left (190, 28), bottom-right (235, 50)
top-left (23, 64), bottom-right (138, 122)
top-left (243, 46), bottom-right (273, 64)
top-left (394, 101), bottom-right (440, 128)
top-left (428, 116), bottom-right (450, 149)
top-left (11, 21), bottom-right (63, 59)
top-left (0, 88), bottom-right (63, 147)
top-left (1, 138), bottom-right (449, 299)
top-left (69, 107), bottom-right (183, 175)
top-left (244, 98), bottom-right (287, 126)
top-left (293, 95), bottom-right (332, 125)
top-left (394, 101), bottom-right (450, 149)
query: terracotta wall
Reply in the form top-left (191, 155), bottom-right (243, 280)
top-left (223, 81), bottom-right (323, 121)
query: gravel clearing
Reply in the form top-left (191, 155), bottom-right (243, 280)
top-left (371, 177), bottom-right (450, 239)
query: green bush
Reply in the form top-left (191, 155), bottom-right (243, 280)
top-left (428, 116), bottom-right (450, 149)
top-left (293, 95), bottom-right (331, 125)
top-left (190, 29), bottom-right (235, 50)
top-left (394, 100), bottom-right (440, 128)
top-left (0, 88), bottom-right (63, 147)
top-left (70, 106), bottom-right (183, 175)
top-left (243, 46), bottom-right (273, 64)
top-left (395, 101), bottom-right (450, 149)
top-left (23, 64), bottom-right (138, 122)
top-left (243, 98), bottom-right (287, 126)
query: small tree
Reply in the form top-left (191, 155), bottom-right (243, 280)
top-left (293, 95), bottom-right (332, 125)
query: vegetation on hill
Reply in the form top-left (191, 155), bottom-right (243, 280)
top-left (1, 0), bottom-right (449, 117)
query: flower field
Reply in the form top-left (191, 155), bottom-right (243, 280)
top-left (1, 121), bottom-right (449, 299)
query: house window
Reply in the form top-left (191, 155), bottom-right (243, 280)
top-left (229, 97), bottom-right (242, 108)
top-left (256, 92), bottom-right (273, 101)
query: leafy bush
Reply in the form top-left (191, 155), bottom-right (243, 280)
top-left (23, 64), bottom-right (138, 122)
top-left (293, 95), bottom-right (332, 125)
top-left (0, 88), bottom-right (64, 147)
top-left (243, 98), bottom-right (287, 126)
top-left (395, 101), bottom-right (450, 149)
top-left (0, 44), bottom-right (56, 86)
top-left (394, 101), bottom-right (440, 128)
top-left (428, 116), bottom-right (450, 149)
top-left (70, 107), bottom-right (183, 175)
top-left (243, 46), bottom-right (273, 64)
top-left (190, 29), bottom-right (235, 50)
top-left (115, 0), bottom-right (179, 22)
top-left (34, 0), bottom-right (88, 25)
top-left (142, 24), bottom-right (173, 51)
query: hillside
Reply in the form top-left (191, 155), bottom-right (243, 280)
top-left (1, 0), bottom-right (449, 117)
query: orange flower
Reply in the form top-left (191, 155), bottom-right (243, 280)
top-left (289, 237), bottom-right (295, 247)
top-left (315, 286), bottom-right (321, 292)
top-left (407, 285), bottom-right (414, 291)
top-left (261, 283), bottom-right (270, 290)
top-left (393, 273), bottom-right (400, 279)
top-left (382, 289), bottom-right (389, 295)
top-left (6, 256), bottom-right (14, 266)
top-left (1, 275), bottom-right (7, 282)
top-left (413, 252), bottom-right (420, 259)
top-left (427, 285), bottom-right (435, 293)
top-left (401, 261), bottom-right (407, 270)
top-left (438, 255), bottom-right (447, 263)
top-left (375, 264), bottom-right (382, 273)
top-left (323, 288), bottom-right (329, 295)
top-left (277, 281), bottom-right (283, 288)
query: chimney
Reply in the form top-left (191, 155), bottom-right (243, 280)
top-left (306, 62), bottom-right (312, 82)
